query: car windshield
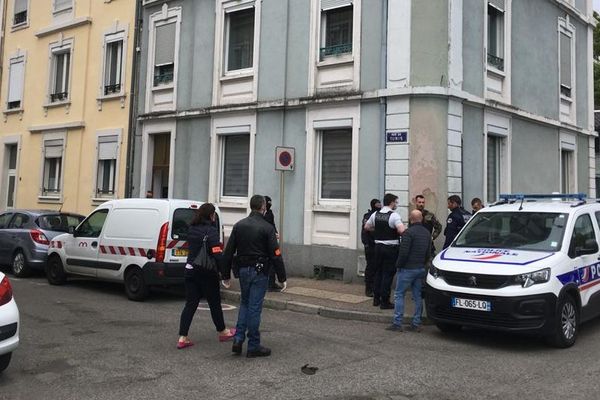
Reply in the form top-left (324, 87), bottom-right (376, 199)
top-left (453, 211), bottom-right (568, 252)
top-left (37, 214), bottom-right (84, 232)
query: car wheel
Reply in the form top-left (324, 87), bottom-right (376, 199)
top-left (0, 352), bottom-right (12, 373)
top-left (435, 321), bottom-right (462, 334)
top-left (11, 250), bottom-right (30, 278)
top-left (124, 268), bottom-right (148, 301)
top-left (45, 255), bottom-right (67, 285)
top-left (549, 294), bottom-right (579, 348)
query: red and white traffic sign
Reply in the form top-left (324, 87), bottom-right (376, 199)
top-left (275, 146), bottom-right (295, 171)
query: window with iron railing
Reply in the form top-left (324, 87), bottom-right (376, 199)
top-left (320, 6), bottom-right (353, 61)
top-left (50, 51), bottom-right (70, 102)
top-left (104, 40), bottom-right (123, 95)
top-left (153, 22), bottom-right (176, 86)
top-left (153, 64), bottom-right (174, 86)
top-left (487, 3), bottom-right (504, 72)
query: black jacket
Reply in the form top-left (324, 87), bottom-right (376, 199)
top-left (223, 211), bottom-right (286, 282)
top-left (264, 209), bottom-right (277, 233)
top-left (186, 222), bottom-right (224, 275)
top-left (396, 223), bottom-right (432, 269)
top-left (443, 207), bottom-right (471, 249)
top-left (361, 209), bottom-right (376, 246)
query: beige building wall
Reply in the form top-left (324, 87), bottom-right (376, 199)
top-left (0, 0), bottom-right (136, 215)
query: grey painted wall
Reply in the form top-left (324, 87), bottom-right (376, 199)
top-left (186, 0), bottom-right (216, 109)
top-left (462, 0), bottom-right (485, 97)
top-left (410, 0), bottom-right (449, 87)
top-left (577, 134), bottom-right (590, 192)
top-left (173, 118), bottom-right (211, 200)
top-left (359, 1), bottom-right (384, 92)
top-left (255, 111), bottom-right (285, 211)
top-left (511, 118), bottom-right (560, 192)
top-left (576, 20), bottom-right (590, 129)
top-left (575, 0), bottom-right (587, 14)
top-left (284, 1), bottom-right (310, 99)
top-left (257, 1), bottom-right (289, 101)
top-left (462, 105), bottom-right (485, 205)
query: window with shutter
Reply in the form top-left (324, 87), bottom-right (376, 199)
top-left (222, 135), bottom-right (250, 197)
top-left (96, 136), bottom-right (118, 196)
top-left (43, 140), bottom-right (64, 195)
top-left (560, 31), bottom-right (572, 98)
top-left (320, 129), bottom-right (352, 200)
top-left (487, 3), bottom-right (504, 71)
top-left (320, 4), bottom-right (353, 60)
top-left (13, 0), bottom-right (27, 25)
top-left (51, 50), bottom-right (71, 102)
top-left (225, 8), bottom-right (254, 72)
top-left (7, 58), bottom-right (24, 110)
top-left (153, 23), bottom-right (176, 86)
top-left (53, 0), bottom-right (72, 13)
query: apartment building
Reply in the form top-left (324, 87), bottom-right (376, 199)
top-left (0, 0), bottom-right (136, 214)
top-left (132, 0), bottom-right (595, 280)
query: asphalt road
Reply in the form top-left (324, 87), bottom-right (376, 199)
top-left (2, 275), bottom-right (600, 400)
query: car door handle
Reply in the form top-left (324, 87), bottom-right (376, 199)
top-left (91, 241), bottom-right (98, 248)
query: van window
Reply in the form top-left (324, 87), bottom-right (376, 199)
top-left (454, 212), bottom-right (568, 252)
top-left (568, 214), bottom-right (597, 258)
top-left (102, 208), bottom-right (160, 240)
top-left (77, 209), bottom-right (109, 238)
top-left (172, 208), bottom-right (220, 240)
top-left (37, 214), bottom-right (84, 232)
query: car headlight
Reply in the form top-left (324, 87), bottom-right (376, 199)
top-left (513, 268), bottom-right (551, 288)
top-left (429, 265), bottom-right (440, 279)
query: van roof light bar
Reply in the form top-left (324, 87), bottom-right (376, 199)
top-left (498, 193), bottom-right (587, 202)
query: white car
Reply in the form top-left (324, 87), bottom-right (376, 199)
top-left (426, 194), bottom-right (600, 347)
top-left (46, 199), bottom-right (222, 301)
top-left (0, 271), bottom-right (19, 373)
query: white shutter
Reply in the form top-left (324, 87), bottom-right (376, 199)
top-left (154, 23), bottom-right (176, 65)
top-left (321, 0), bottom-right (352, 11)
top-left (8, 60), bottom-right (24, 103)
top-left (222, 135), bottom-right (249, 197)
top-left (98, 136), bottom-right (118, 160)
top-left (488, 0), bottom-right (505, 11)
top-left (320, 130), bottom-right (352, 199)
top-left (45, 140), bottom-right (63, 158)
top-left (15, 0), bottom-right (27, 13)
top-left (54, 0), bottom-right (72, 12)
top-left (560, 32), bottom-right (572, 88)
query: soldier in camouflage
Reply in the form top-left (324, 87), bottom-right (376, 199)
top-left (414, 195), bottom-right (442, 244)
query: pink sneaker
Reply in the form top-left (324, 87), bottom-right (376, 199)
top-left (218, 328), bottom-right (237, 342)
top-left (177, 340), bottom-right (194, 350)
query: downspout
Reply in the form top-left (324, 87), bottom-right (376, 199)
top-left (125, 0), bottom-right (143, 198)
top-left (0, 0), bottom-right (7, 87)
top-left (379, 0), bottom-right (388, 196)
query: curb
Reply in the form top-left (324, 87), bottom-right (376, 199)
top-left (221, 290), bottom-right (431, 325)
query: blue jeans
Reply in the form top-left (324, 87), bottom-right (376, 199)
top-left (393, 268), bottom-right (426, 327)
top-left (234, 267), bottom-right (269, 351)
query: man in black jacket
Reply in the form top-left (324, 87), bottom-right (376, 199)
top-left (386, 210), bottom-right (431, 332)
top-left (361, 198), bottom-right (381, 297)
top-left (443, 195), bottom-right (471, 249)
top-left (263, 195), bottom-right (282, 291)
top-left (223, 195), bottom-right (287, 358)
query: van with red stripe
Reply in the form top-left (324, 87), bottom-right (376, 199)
top-left (46, 199), bottom-right (222, 301)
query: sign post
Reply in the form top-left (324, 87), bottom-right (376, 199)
top-left (275, 147), bottom-right (295, 248)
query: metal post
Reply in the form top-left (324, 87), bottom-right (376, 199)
top-left (279, 170), bottom-right (285, 249)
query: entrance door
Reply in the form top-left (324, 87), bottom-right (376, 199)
top-left (149, 133), bottom-right (170, 199)
top-left (4, 144), bottom-right (17, 208)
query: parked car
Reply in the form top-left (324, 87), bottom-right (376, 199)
top-left (426, 193), bottom-right (600, 348)
top-left (0, 271), bottom-right (19, 373)
top-left (0, 210), bottom-right (85, 277)
top-left (46, 199), bottom-right (222, 301)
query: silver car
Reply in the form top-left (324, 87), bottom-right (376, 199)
top-left (0, 210), bottom-right (84, 277)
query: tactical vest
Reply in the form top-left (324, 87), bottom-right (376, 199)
top-left (373, 211), bottom-right (398, 241)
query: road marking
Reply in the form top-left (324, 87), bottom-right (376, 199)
top-left (197, 302), bottom-right (237, 311)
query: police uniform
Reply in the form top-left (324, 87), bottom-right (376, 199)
top-left (443, 207), bottom-right (471, 249)
top-left (361, 208), bottom-right (378, 296)
top-left (365, 207), bottom-right (404, 308)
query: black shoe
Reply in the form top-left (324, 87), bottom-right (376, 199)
top-left (365, 288), bottom-right (374, 297)
top-left (232, 340), bottom-right (243, 355)
top-left (385, 324), bottom-right (403, 332)
top-left (406, 325), bottom-right (423, 333)
top-left (247, 346), bottom-right (271, 358)
top-left (380, 302), bottom-right (394, 310)
top-left (373, 298), bottom-right (381, 307)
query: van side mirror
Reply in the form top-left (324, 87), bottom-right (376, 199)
top-left (576, 239), bottom-right (599, 257)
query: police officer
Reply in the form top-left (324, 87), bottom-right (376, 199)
top-left (223, 195), bottom-right (287, 358)
top-left (443, 195), bottom-right (471, 249)
top-left (364, 193), bottom-right (406, 309)
top-left (471, 197), bottom-right (484, 214)
top-left (361, 198), bottom-right (381, 297)
top-left (263, 195), bottom-right (282, 292)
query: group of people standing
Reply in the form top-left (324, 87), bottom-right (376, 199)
top-left (361, 193), bottom-right (481, 331)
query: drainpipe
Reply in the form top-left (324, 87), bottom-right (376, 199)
top-left (125, 0), bottom-right (143, 198)
top-left (379, 0), bottom-right (388, 196)
top-left (0, 0), bottom-right (7, 90)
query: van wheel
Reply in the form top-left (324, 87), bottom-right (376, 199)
top-left (435, 321), bottom-right (462, 333)
top-left (0, 352), bottom-right (12, 373)
top-left (12, 250), bottom-right (30, 278)
top-left (549, 294), bottom-right (579, 348)
top-left (125, 268), bottom-right (149, 301)
top-left (45, 255), bottom-right (67, 285)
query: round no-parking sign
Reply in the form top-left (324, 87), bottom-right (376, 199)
top-left (275, 147), bottom-right (295, 171)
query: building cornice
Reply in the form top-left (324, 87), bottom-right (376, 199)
top-left (28, 121), bottom-right (85, 132)
top-left (35, 17), bottom-right (92, 38)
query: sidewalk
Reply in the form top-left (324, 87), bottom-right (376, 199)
top-left (220, 277), bottom-right (429, 325)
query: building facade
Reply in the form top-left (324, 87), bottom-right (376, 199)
top-left (0, 0), bottom-right (136, 215)
top-left (133, 0), bottom-right (596, 280)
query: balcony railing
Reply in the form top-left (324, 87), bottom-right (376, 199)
top-left (153, 72), bottom-right (174, 87)
top-left (13, 11), bottom-right (27, 25)
top-left (50, 92), bottom-right (68, 102)
top-left (320, 43), bottom-right (352, 59)
top-left (487, 53), bottom-right (504, 71)
top-left (7, 101), bottom-right (21, 110)
top-left (104, 83), bottom-right (121, 95)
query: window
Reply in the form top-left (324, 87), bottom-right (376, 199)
top-left (96, 136), bottom-right (118, 197)
top-left (221, 134), bottom-right (249, 197)
top-left (569, 214), bottom-right (597, 258)
top-left (53, 0), bottom-right (72, 14)
top-left (7, 56), bottom-right (25, 110)
top-left (487, 136), bottom-right (502, 203)
top-left (42, 139), bottom-right (63, 196)
top-left (13, 0), bottom-right (27, 26)
top-left (319, 129), bottom-right (352, 200)
top-left (8, 213), bottom-right (29, 229)
top-left (50, 49), bottom-right (71, 103)
top-left (559, 30), bottom-right (573, 98)
top-left (0, 213), bottom-right (13, 229)
top-left (487, 2), bottom-right (504, 71)
top-left (225, 8), bottom-right (255, 72)
top-left (153, 22), bottom-right (176, 86)
top-left (37, 214), bottom-right (84, 233)
top-left (320, 4), bottom-right (353, 60)
top-left (104, 39), bottom-right (123, 95)
top-left (561, 149), bottom-right (574, 193)
top-left (76, 209), bottom-right (108, 238)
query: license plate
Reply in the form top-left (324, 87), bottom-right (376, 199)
top-left (452, 297), bottom-right (491, 312)
top-left (172, 248), bottom-right (188, 257)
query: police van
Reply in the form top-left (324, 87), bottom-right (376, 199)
top-left (426, 194), bottom-right (600, 347)
top-left (46, 199), bottom-right (222, 301)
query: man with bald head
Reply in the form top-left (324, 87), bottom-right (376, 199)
top-left (386, 210), bottom-right (432, 332)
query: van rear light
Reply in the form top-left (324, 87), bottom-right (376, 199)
top-left (156, 222), bottom-right (169, 263)
top-left (30, 229), bottom-right (50, 245)
top-left (0, 276), bottom-right (13, 306)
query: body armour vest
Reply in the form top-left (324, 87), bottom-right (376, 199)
top-left (373, 211), bottom-right (398, 241)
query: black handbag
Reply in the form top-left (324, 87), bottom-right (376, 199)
top-left (192, 236), bottom-right (218, 273)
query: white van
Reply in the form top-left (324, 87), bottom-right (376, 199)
top-left (426, 194), bottom-right (600, 347)
top-left (46, 199), bottom-right (222, 301)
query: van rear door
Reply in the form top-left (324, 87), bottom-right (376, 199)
top-left (167, 206), bottom-right (223, 263)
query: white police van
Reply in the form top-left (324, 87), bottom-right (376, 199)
top-left (46, 199), bottom-right (222, 301)
top-left (426, 194), bottom-right (600, 347)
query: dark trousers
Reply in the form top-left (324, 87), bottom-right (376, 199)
top-left (364, 245), bottom-right (376, 291)
top-left (234, 266), bottom-right (269, 351)
top-left (373, 244), bottom-right (399, 304)
top-left (178, 270), bottom-right (225, 336)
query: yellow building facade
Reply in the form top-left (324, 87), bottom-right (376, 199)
top-left (0, 0), bottom-right (136, 215)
